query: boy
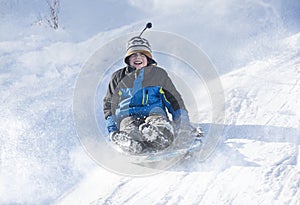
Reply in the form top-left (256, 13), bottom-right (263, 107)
top-left (103, 24), bottom-right (190, 154)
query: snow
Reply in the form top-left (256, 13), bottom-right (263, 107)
top-left (0, 0), bottom-right (300, 205)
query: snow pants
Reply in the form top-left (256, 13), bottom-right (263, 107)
top-left (119, 115), bottom-right (175, 150)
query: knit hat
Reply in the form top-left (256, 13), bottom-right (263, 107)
top-left (124, 36), bottom-right (157, 65)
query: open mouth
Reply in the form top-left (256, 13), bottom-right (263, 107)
top-left (134, 61), bottom-right (143, 65)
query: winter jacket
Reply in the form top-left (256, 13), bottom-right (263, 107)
top-left (103, 65), bottom-right (189, 133)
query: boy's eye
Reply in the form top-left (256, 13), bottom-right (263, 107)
top-left (132, 53), bottom-right (146, 58)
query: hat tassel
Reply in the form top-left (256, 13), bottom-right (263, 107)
top-left (139, 22), bottom-right (152, 37)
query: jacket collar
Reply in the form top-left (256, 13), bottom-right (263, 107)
top-left (125, 64), bottom-right (157, 74)
top-left (125, 65), bottom-right (136, 74)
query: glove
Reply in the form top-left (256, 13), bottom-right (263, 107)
top-left (106, 115), bottom-right (118, 134)
top-left (173, 109), bottom-right (191, 131)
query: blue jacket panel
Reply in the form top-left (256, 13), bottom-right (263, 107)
top-left (116, 86), bottom-right (168, 120)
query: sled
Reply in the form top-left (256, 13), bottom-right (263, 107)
top-left (129, 125), bottom-right (204, 164)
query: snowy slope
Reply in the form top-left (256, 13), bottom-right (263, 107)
top-left (1, 0), bottom-right (300, 205)
top-left (54, 33), bottom-right (300, 205)
top-left (0, 25), bottom-right (139, 204)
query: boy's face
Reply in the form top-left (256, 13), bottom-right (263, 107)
top-left (129, 52), bottom-right (148, 69)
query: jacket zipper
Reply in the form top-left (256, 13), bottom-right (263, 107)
top-left (142, 89), bottom-right (149, 105)
top-left (145, 89), bottom-right (148, 105)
